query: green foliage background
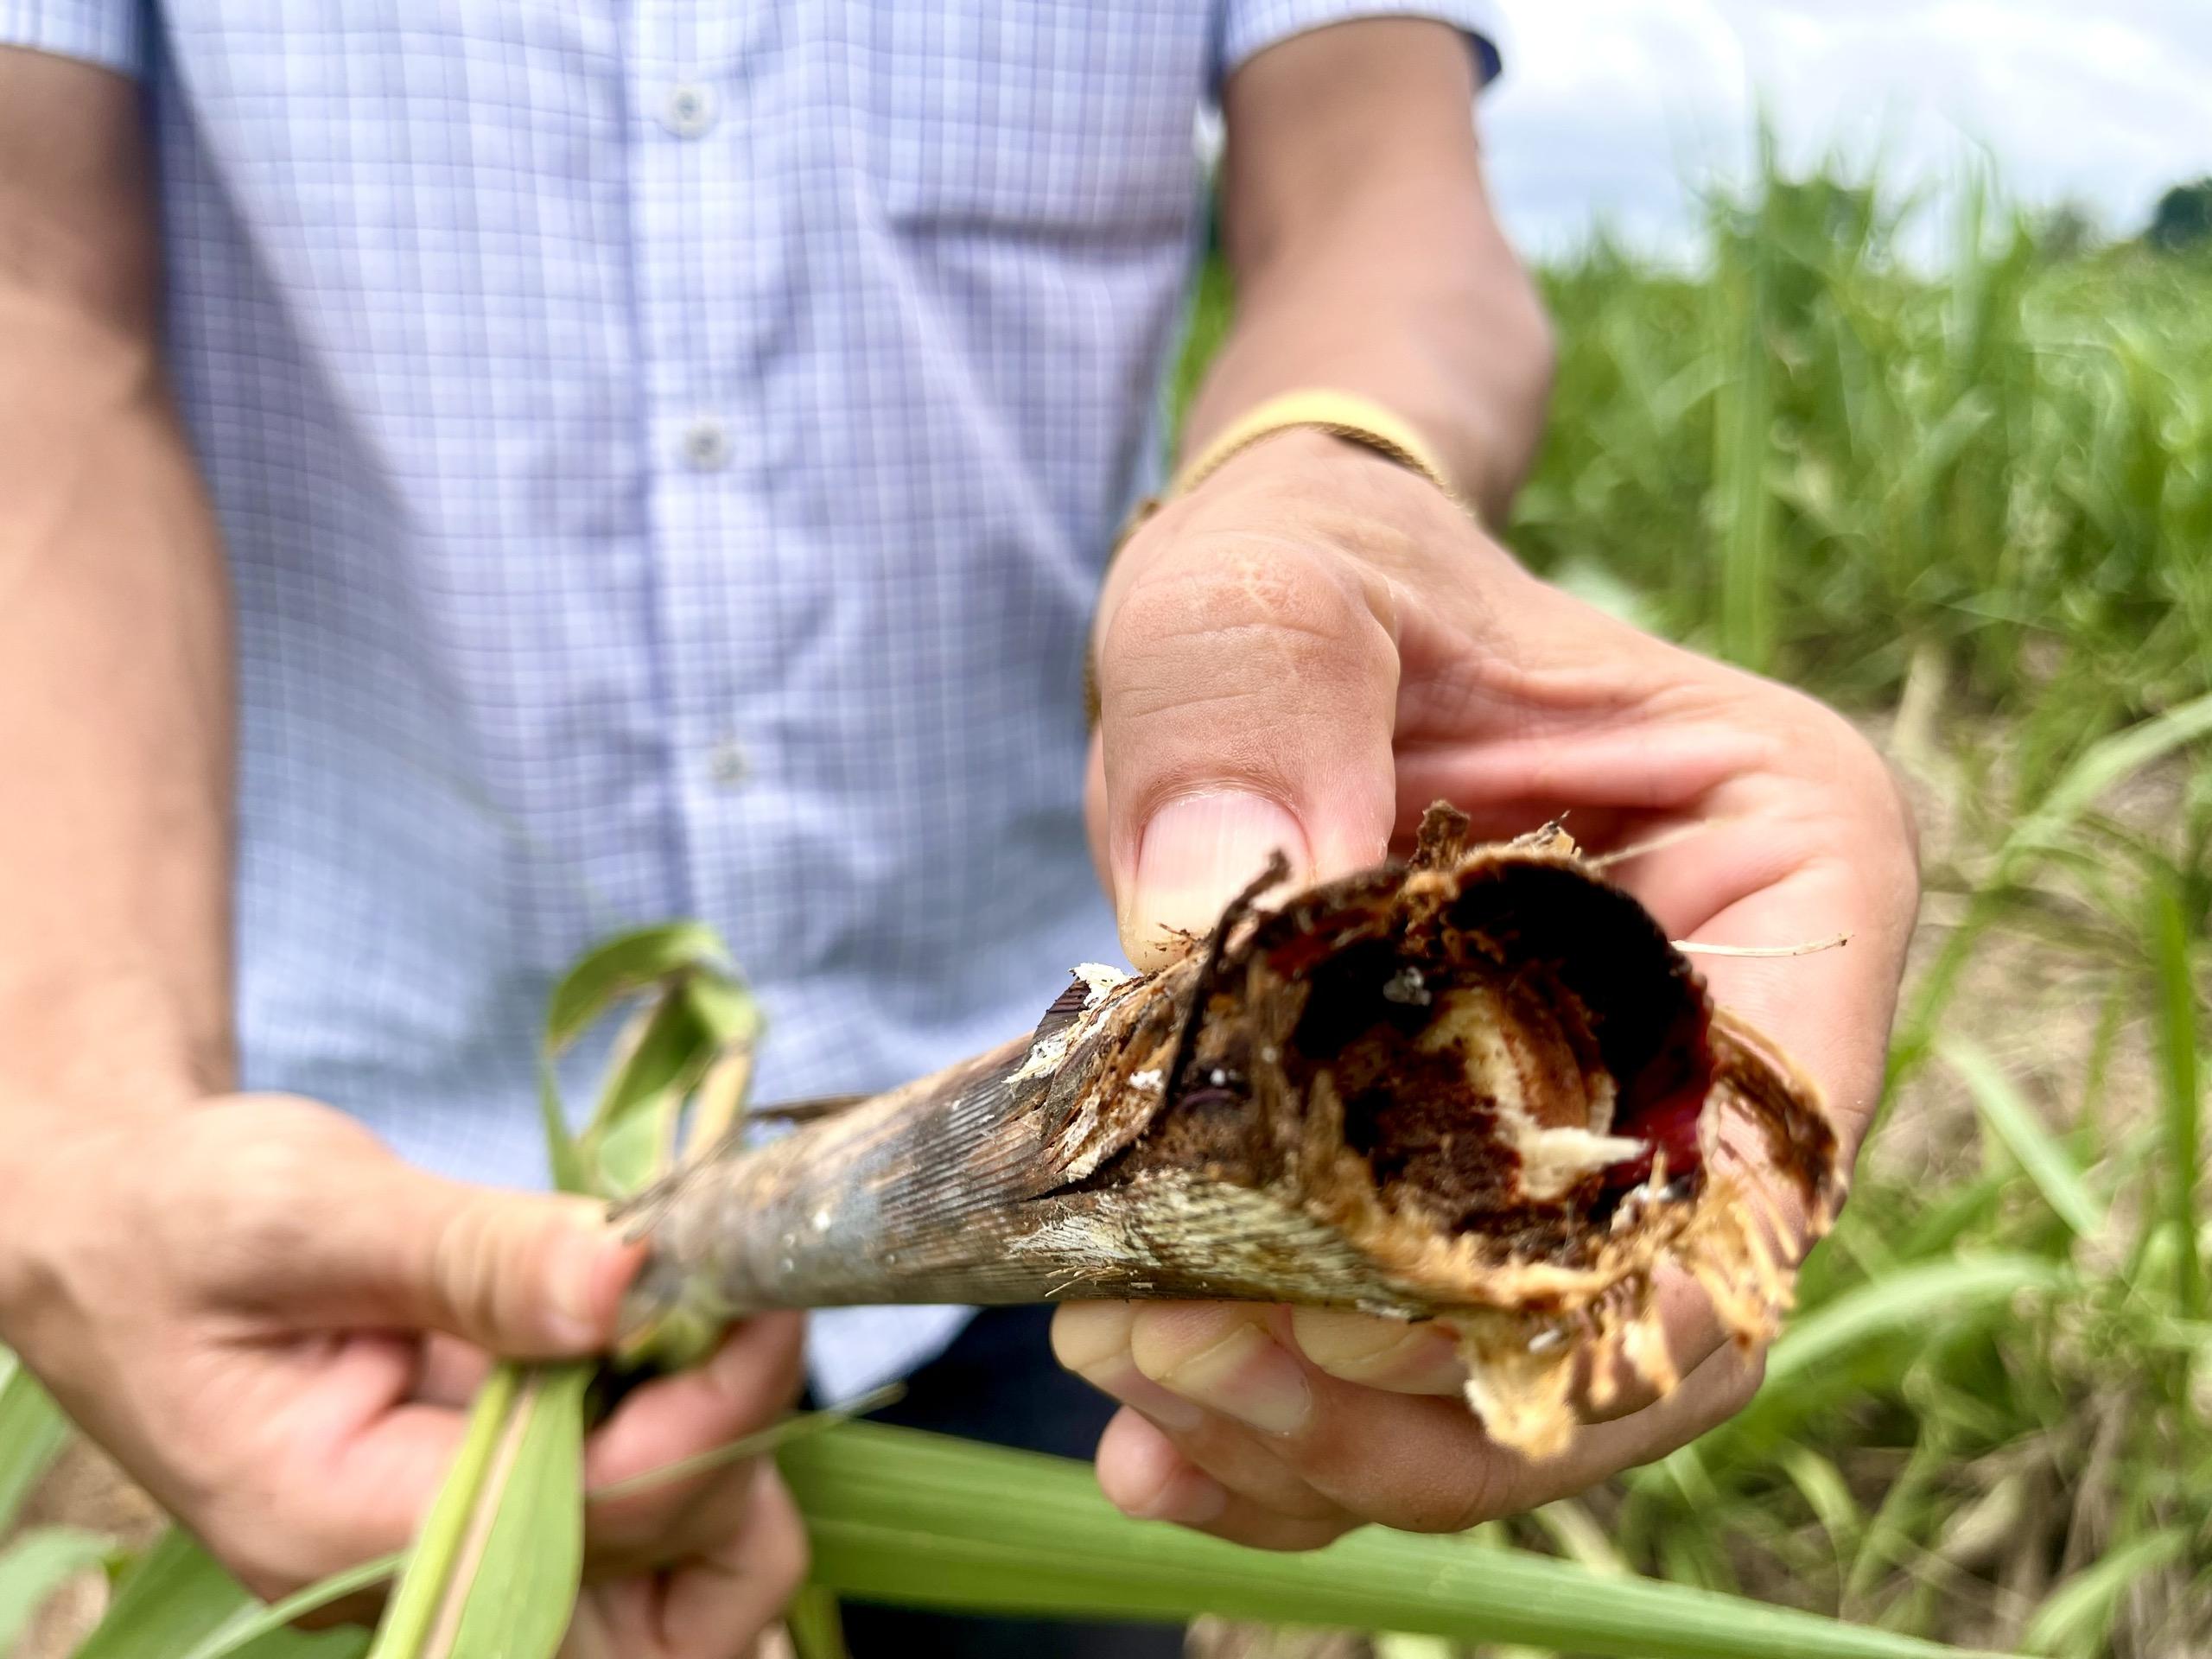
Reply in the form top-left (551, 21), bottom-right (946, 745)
top-left (1374, 163), bottom-right (2212, 1658)
top-left (1176, 153), bottom-right (2212, 1657)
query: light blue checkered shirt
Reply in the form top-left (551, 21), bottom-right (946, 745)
top-left (5, 0), bottom-right (1497, 1396)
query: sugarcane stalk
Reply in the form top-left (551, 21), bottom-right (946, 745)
top-left (624, 804), bottom-right (1842, 1454)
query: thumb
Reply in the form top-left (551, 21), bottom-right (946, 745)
top-left (274, 1162), bottom-right (638, 1356)
top-left (1094, 539), bottom-right (1400, 970)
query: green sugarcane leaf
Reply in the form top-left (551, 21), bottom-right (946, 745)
top-left (683, 970), bottom-right (761, 1051)
top-left (780, 1422), bottom-right (2005, 1659)
top-left (442, 1364), bottom-right (588, 1659)
top-left (1936, 1037), bottom-right (2104, 1237)
top-left (167, 1389), bottom-right (893, 1659)
top-left (72, 1528), bottom-right (249, 1659)
top-left (366, 1364), bottom-right (520, 1658)
top-left (678, 974), bottom-right (763, 1160)
top-left (0, 1527), bottom-right (114, 1653)
top-left (2149, 873), bottom-right (2206, 1324)
top-left (681, 1047), bottom-right (756, 1165)
top-left (1371, 1638), bottom-right (1457, 1659)
top-left (539, 925), bottom-right (760, 1199)
top-left (2020, 1527), bottom-right (2188, 1657)
top-left (1760, 1255), bottom-right (2063, 1389)
top-left (537, 1067), bottom-right (589, 1197)
top-left (0, 1349), bottom-right (72, 1533)
top-left (584, 991), bottom-right (715, 1197)
top-left (594, 993), bottom-right (711, 1129)
top-left (543, 924), bottom-right (731, 1055)
top-left (589, 1384), bottom-right (901, 1503)
top-left (368, 1363), bottom-right (588, 1659)
top-left (178, 1552), bottom-right (398, 1659)
top-left (1779, 1445), bottom-right (1863, 1554)
top-left (2002, 692), bottom-right (2212, 868)
top-left (783, 1584), bottom-right (849, 1659)
top-left (1891, 696), bottom-right (2212, 1081)
top-left (591, 1105), bottom-right (672, 1205)
top-left (69, 1527), bottom-right (365, 1659)
top-left (1529, 1498), bottom-right (1628, 1576)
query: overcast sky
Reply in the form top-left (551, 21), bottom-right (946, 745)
top-left (1477, 0), bottom-right (2212, 259)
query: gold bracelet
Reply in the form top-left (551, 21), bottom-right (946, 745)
top-left (1089, 391), bottom-right (1470, 725)
top-left (1109, 388), bottom-right (1471, 562)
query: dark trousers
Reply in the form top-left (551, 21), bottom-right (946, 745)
top-left (830, 1305), bottom-right (1187, 1658)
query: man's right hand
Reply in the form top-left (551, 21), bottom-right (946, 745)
top-left (2, 45), bottom-right (805, 1651)
top-left (0, 1091), bottom-right (808, 1648)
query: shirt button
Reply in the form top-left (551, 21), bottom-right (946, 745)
top-left (707, 738), bottom-right (750, 788)
top-left (679, 416), bottom-right (730, 473)
top-left (660, 81), bottom-right (718, 139)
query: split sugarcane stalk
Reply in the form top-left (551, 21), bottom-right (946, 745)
top-left (622, 804), bottom-right (1842, 1455)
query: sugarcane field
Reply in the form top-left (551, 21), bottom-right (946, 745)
top-left (2, 10), bottom-right (2209, 1659)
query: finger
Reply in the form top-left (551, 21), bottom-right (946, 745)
top-left (415, 1333), bottom-right (495, 1408)
top-left (1131, 1414), bottom-right (1341, 1523)
top-left (1624, 821), bottom-right (1916, 1150)
top-left (1570, 1268), bottom-right (1727, 1423)
top-left (1146, 1291), bottom-right (1713, 1427)
top-left (1071, 1327), bottom-right (1341, 1522)
top-left (658, 1465), bottom-right (810, 1659)
top-left (1129, 1301), bottom-right (1764, 1532)
top-left (586, 1454), bottom-right (765, 1582)
top-left (252, 1155), bottom-right (639, 1357)
top-left (1389, 569), bottom-right (1770, 811)
top-left (1393, 724), bottom-right (1766, 834)
top-left (200, 1334), bottom-right (466, 1603)
top-left (1700, 862), bottom-right (1916, 1151)
top-left (583, 1313), bottom-right (804, 1564)
top-left (569, 1471), bottom-right (804, 1658)
top-left (1053, 1303), bottom-right (1222, 1433)
top-left (1127, 1305), bottom-right (1318, 1439)
top-left (1582, 683), bottom-right (1916, 1140)
top-left (1093, 524), bottom-right (1400, 969)
top-left (1094, 1408), bottom-right (1354, 1552)
top-left (1350, 1336), bottom-right (1767, 1530)
top-left (1286, 1309), bottom-right (1466, 1395)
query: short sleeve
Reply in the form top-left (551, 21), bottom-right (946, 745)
top-left (1219, 0), bottom-right (1504, 91)
top-left (0, 0), bottom-right (148, 78)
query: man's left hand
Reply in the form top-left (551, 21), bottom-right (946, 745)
top-left (1058, 428), bottom-right (1918, 1548)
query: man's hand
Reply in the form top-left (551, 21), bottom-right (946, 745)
top-left (1056, 430), bottom-right (1919, 1548)
top-left (0, 1092), bottom-right (806, 1647)
top-left (0, 48), bottom-right (804, 1646)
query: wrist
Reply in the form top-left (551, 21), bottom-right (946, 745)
top-left (1194, 423), bottom-right (1423, 498)
top-left (0, 1038), bottom-right (213, 1342)
top-left (1167, 389), bottom-right (1467, 513)
top-left (1172, 422), bottom-right (1482, 562)
top-left (0, 965), bottom-right (227, 1132)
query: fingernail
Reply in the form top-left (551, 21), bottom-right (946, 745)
top-left (551, 1220), bottom-right (615, 1346)
top-left (1159, 1322), bottom-right (1313, 1437)
top-left (1125, 792), bottom-right (1308, 970)
top-left (1052, 1304), bottom-right (1136, 1375)
top-left (1291, 1308), bottom-right (1464, 1389)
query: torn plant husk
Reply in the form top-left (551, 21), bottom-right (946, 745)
top-left (625, 803), bottom-right (1842, 1455)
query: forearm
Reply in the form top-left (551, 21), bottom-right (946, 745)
top-left (1192, 20), bottom-right (1553, 524)
top-left (0, 55), bottom-right (234, 1138)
